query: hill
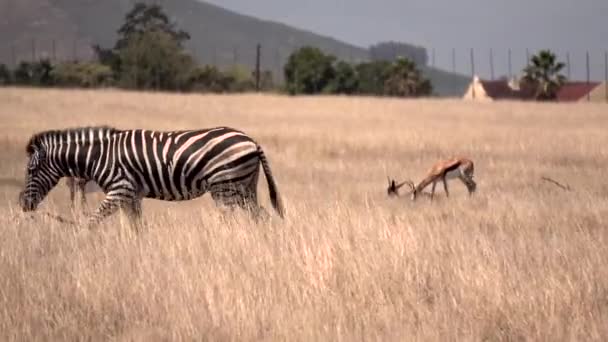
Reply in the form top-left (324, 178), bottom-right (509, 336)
top-left (0, 0), bottom-right (469, 96)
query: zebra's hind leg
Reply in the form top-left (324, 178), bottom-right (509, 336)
top-left (87, 195), bottom-right (122, 228)
top-left (86, 185), bottom-right (140, 229)
top-left (210, 185), bottom-right (265, 223)
top-left (121, 197), bottom-right (144, 233)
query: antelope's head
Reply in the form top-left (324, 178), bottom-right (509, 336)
top-left (387, 177), bottom-right (416, 198)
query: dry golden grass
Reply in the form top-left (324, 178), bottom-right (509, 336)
top-left (0, 87), bottom-right (607, 341)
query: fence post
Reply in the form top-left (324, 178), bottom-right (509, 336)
top-left (604, 51), bottom-right (608, 102)
top-left (566, 52), bottom-right (571, 79)
top-left (451, 47), bottom-right (456, 73)
top-left (51, 39), bottom-right (57, 62)
top-left (72, 39), bottom-right (77, 61)
top-left (11, 44), bottom-right (16, 68)
top-left (586, 51), bottom-right (591, 102)
top-left (489, 48), bottom-right (495, 80)
top-left (508, 48), bottom-right (512, 79)
top-left (255, 43), bottom-right (261, 91)
top-left (470, 48), bottom-right (476, 99)
top-left (31, 38), bottom-right (36, 61)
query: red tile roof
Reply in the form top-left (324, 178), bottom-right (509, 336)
top-left (478, 80), bottom-right (535, 100)
top-left (556, 82), bottom-right (600, 101)
top-left (476, 79), bottom-right (599, 101)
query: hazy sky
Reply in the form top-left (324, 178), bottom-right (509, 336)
top-left (202, 0), bottom-right (608, 80)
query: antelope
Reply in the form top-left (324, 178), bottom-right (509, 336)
top-left (387, 157), bottom-right (476, 201)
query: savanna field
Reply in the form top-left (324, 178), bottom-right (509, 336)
top-left (0, 87), bottom-right (607, 341)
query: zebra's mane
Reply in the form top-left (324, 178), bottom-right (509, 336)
top-left (26, 125), bottom-right (120, 155)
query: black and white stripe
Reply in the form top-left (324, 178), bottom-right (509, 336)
top-left (19, 126), bottom-right (285, 226)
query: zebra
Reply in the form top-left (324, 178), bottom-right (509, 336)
top-left (66, 177), bottom-right (102, 210)
top-left (18, 126), bottom-right (285, 227)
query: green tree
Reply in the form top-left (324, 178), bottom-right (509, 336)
top-left (187, 65), bottom-right (235, 93)
top-left (521, 49), bottom-right (567, 100)
top-left (325, 61), bottom-right (359, 94)
top-left (355, 60), bottom-right (391, 95)
top-left (0, 64), bottom-right (11, 85)
top-left (383, 57), bottom-right (432, 97)
top-left (94, 2), bottom-right (194, 91)
top-left (51, 61), bottom-right (114, 88)
top-left (115, 2), bottom-right (190, 50)
top-left (13, 60), bottom-right (54, 86)
top-left (284, 46), bottom-right (336, 95)
top-left (118, 29), bottom-right (194, 90)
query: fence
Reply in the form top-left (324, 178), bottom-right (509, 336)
top-left (1, 38), bottom-right (607, 98)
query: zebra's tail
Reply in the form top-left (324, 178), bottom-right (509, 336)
top-left (257, 145), bottom-right (285, 218)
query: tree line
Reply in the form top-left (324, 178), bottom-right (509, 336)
top-left (0, 2), bottom-right (568, 100)
top-left (0, 2), bottom-right (433, 97)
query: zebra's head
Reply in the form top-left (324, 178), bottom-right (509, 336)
top-left (19, 138), bottom-right (60, 212)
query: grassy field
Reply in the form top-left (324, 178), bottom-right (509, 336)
top-left (0, 87), bottom-right (607, 341)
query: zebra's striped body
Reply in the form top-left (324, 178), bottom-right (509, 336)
top-left (19, 126), bottom-right (284, 226)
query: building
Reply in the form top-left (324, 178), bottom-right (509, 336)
top-left (555, 82), bottom-right (601, 102)
top-left (462, 76), bottom-right (534, 101)
top-left (463, 76), bottom-right (607, 102)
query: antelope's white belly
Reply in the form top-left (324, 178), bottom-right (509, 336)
top-left (445, 169), bottom-right (461, 180)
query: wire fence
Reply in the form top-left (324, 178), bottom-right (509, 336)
top-left (2, 38), bottom-right (607, 96)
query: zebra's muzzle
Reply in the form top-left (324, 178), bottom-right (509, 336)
top-left (18, 191), bottom-right (39, 212)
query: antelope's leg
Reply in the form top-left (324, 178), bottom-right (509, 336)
top-left (443, 176), bottom-right (450, 198)
top-left (459, 174), bottom-right (476, 195)
top-left (430, 181), bottom-right (437, 201)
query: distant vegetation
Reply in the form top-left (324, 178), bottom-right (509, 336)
top-left (0, 2), bottom-right (433, 98)
top-left (0, 0), bottom-right (470, 96)
top-left (1, 2), bottom-right (564, 100)
top-left (521, 50), bottom-right (567, 100)
top-left (285, 47), bottom-right (432, 97)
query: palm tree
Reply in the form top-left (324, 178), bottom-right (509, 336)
top-left (383, 57), bottom-right (432, 97)
top-left (522, 50), bottom-right (567, 100)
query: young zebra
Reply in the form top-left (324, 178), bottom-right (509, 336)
top-left (66, 177), bottom-right (90, 209)
top-left (19, 126), bottom-right (285, 227)
top-left (66, 177), bottom-right (103, 210)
